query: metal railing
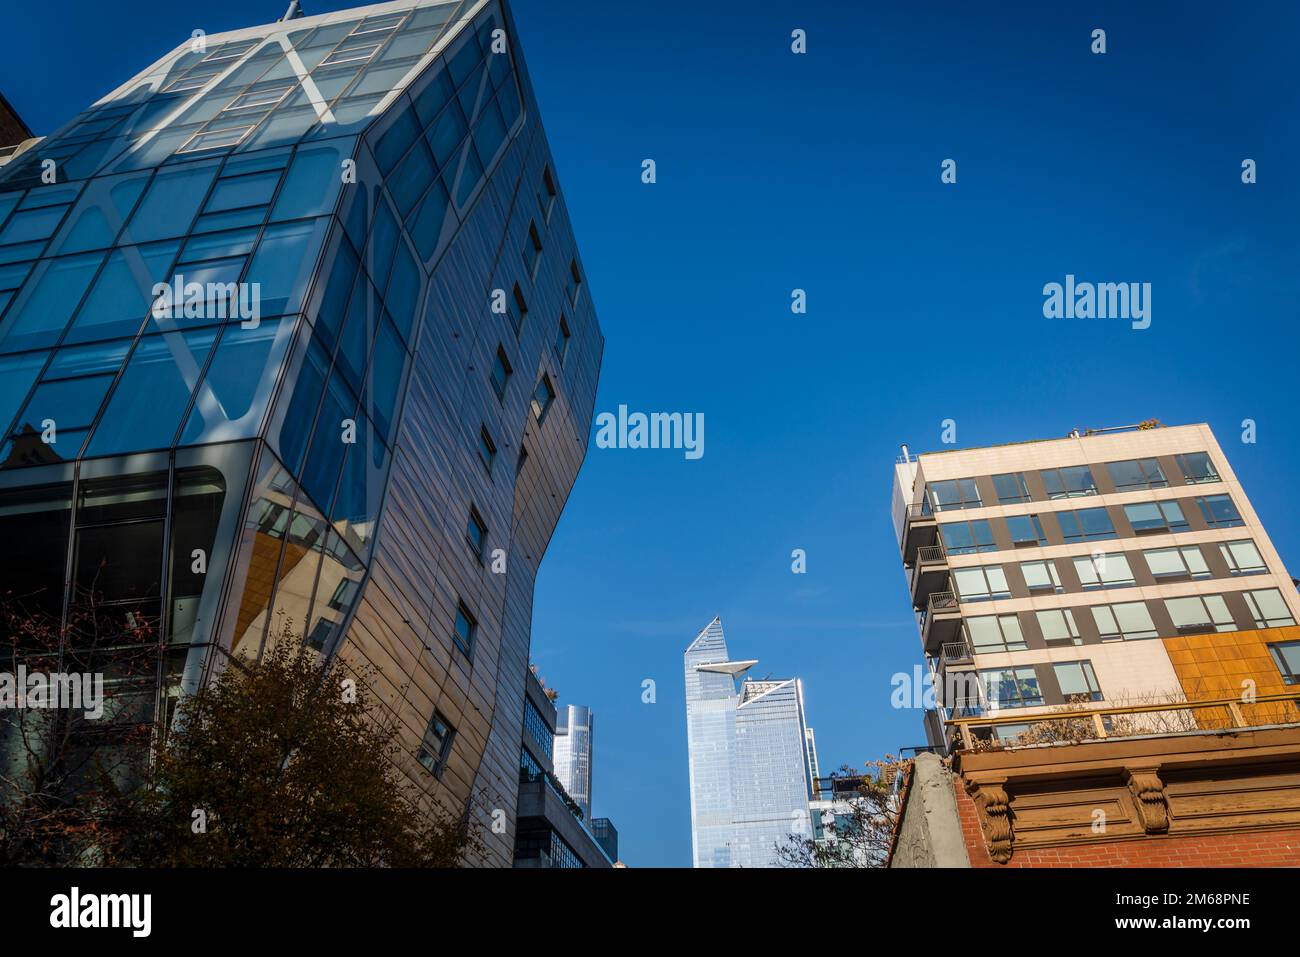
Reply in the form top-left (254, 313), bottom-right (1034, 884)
top-left (927, 590), bottom-right (958, 615)
top-left (916, 543), bottom-right (946, 565)
top-left (945, 690), bottom-right (1300, 751)
top-left (940, 641), bottom-right (974, 666)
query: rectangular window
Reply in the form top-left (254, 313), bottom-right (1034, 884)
top-left (490, 345), bottom-right (511, 400)
top-left (539, 166), bottom-right (557, 223)
top-left (993, 472), bottom-right (1030, 504)
top-left (509, 283), bottom-right (527, 337)
top-left (1058, 507), bottom-right (1116, 542)
top-left (1053, 660), bottom-right (1103, 702)
top-left (939, 519), bottom-right (995, 555)
top-left (980, 667), bottom-right (1044, 709)
top-left (1036, 608), bottom-right (1081, 646)
top-left (321, 42), bottom-right (382, 66)
top-left (1042, 465), bottom-right (1097, 499)
top-left (1143, 545), bottom-right (1210, 579)
top-left (1092, 601), bottom-right (1158, 641)
top-left (554, 314), bottom-right (571, 366)
top-left (1219, 539), bottom-right (1266, 575)
top-left (1165, 595), bottom-right (1235, 634)
top-left (1006, 514), bottom-right (1047, 546)
top-left (566, 258), bottom-right (582, 306)
top-left (416, 710), bottom-right (455, 774)
top-left (478, 426), bottom-right (496, 473)
top-left (523, 220), bottom-right (542, 279)
top-left (1020, 559), bottom-right (1061, 592)
top-left (466, 508), bottom-right (486, 560)
top-left (223, 86), bottom-right (294, 113)
top-left (531, 374), bottom-right (555, 423)
top-left (927, 478), bottom-right (981, 512)
top-left (1198, 494), bottom-right (1244, 529)
top-left (965, 614), bottom-right (1026, 652)
top-left (1073, 552), bottom-right (1136, 589)
top-left (1270, 640), bottom-right (1300, 684)
top-left (951, 566), bottom-right (1010, 602)
top-left (1123, 500), bottom-right (1188, 534)
top-left (177, 126), bottom-right (256, 153)
top-left (1244, 589), bottom-right (1296, 628)
top-left (453, 602), bottom-right (477, 656)
top-left (1177, 451), bottom-right (1220, 484)
top-left (1106, 458), bottom-right (1167, 491)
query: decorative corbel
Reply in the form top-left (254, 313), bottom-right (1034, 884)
top-left (1125, 766), bottom-right (1170, 834)
top-left (966, 777), bottom-right (1014, 864)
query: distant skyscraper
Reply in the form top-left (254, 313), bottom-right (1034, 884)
top-left (552, 703), bottom-right (593, 819)
top-left (684, 617), bottom-right (818, 868)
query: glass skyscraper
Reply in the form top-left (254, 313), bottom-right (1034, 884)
top-left (552, 703), bottom-right (593, 819)
top-left (0, 0), bottom-right (601, 867)
top-left (684, 617), bottom-right (818, 868)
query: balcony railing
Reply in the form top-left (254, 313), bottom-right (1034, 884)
top-left (940, 640), bottom-right (974, 666)
top-left (928, 590), bottom-right (958, 615)
top-left (916, 543), bottom-right (946, 565)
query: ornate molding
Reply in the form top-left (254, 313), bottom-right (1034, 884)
top-left (966, 778), bottom-right (1014, 863)
top-left (1125, 766), bottom-right (1170, 834)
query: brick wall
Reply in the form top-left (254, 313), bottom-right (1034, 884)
top-left (955, 778), bottom-right (1300, 867)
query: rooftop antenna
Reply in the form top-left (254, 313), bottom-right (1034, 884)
top-left (900, 444), bottom-right (910, 463)
top-left (280, 0), bottom-right (304, 21)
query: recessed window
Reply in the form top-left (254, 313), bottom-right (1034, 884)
top-left (1269, 640), bottom-right (1300, 684)
top-left (539, 166), bottom-right (557, 223)
top-left (202, 41), bottom-right (257, 63)
top-left (523, 220), bottom-right (542, 279)
top-left (1177, 451), bottom-right (1220, 484)
top-left (939, 519), bottom-right (995, 555)
top-left (1220, 539), bottom-right (1266, 575)
top-left (490, 345), bottom-right (512, 400)
top-left (1036, 608), bottom-right (1081, 645)
top-left (1123, 500), bottom-right (1187, 534)
top-left (951, 566), bottom-right (1010, 602)
top-left (1020, 559), bottom-right (1061, 592)
top-left (531, 374), bottom-right (555, 423)
top-left (1106, 458), bottom-right (1167, 491)
top-left (554, 314), bottom-right (571, 366)
top-left (478, 426), bottom-right (496, 472)
top-left (927, 479), bottom-right (981, 512)
top-left (1058, 507), bottom-right (1116, 542)
top-left (164, 73), bottom-right (220, 93)
top-left (980, 666), bottom-right (1043, 709)
top-left (417, 710), bottom-right (455, 774)
top-left (515, 444), bottom-right (528, 476)
top-left (1053, 660), bottom-right (1102, 703)
top-left (1144, 545), bottom-right (1209, 579)
top-left (1197, 494), bottom-right (1244, 529)
top-left (1006, 514), bottom-right (1047, 546)
top-left (1092, 601), bottom-right (1158, 641)
top-left (1042, 466), bottom-right (1097, 499)
top-left (224, 86), bottom-right (294, 112)
top-left (177, 126), bottom-right (256, 153)
top-left (466, 508), bottom-right (487, 560)
top-left (566, 258), bottom-right (582, 306)
top-left (993, 472), bottom-right (1030, 504)
top-left (1165, 595), bottom-right (1235, 634)
top-left (453, 602), bottom-right (477, 656)
top-left (1073, 552), bottom-right (1136, 589)
top-left (965, 614), bottom-right (1026, 652)
top-left (1244, 589), bottom-right (1296, 629)
top-left (321, 41), bottom-right (382, 66)
top-left (510, 283), bottom-right (527, 337)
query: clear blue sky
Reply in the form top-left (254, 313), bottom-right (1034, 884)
top-left (5, 1), bottom-right (1299, 868)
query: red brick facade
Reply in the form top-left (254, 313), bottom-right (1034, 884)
top-left (954, 779), bottom-right (1300, 867)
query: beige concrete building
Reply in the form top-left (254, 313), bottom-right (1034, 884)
top-left (892, 422), bottom-right (1300, 749)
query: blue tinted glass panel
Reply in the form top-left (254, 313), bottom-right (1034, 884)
top-left (374, 105), bottom-right (420, 175)
top-left (314, 238), bottom-right (359, 354)
top-left (301, 367), bottom-right (358, 512)
top-left (332, 414), bottom-right (389, 558)
top-left (384, 239), bottom-right (420, 339)
top-left (271, 141), bottom-right (351, 221)
top-left (389, 139), bottom-right (434, 218)
top-left (425, 100), bottom-right (467, 168)
top-left (408, 179), bottom-right (449, 261)
top-left (275, 338), bottom-right (329, 474)
top-left (181, 228), bottom-right (259, 262)
top-left (45, 339), bottom-right (132, 378)
top-left (0, 352), bottom-right (48, 434)
top-left (124, 160), bottom-right (220, 243)
top-left (49, 171), bottom-right (150, 254)
top-left (244, 218), bottom-right (325, 317)
top-left (335, 273), bottom-right (378, 390)
top-left (205, 170), bottom-right (281, 212)
top-left (17, 374), bottom-right (115, 432)
top-left (180, 317), bottom-right (295, 444)
top-left (0, 251), bottom-right (105, 352)
top-left (413, 66), bottom-right (454, 126)
top-left (367, 316), bottom-right (404, 442)
top-left (0, 205), bottom-right (68, 245)
top-left (366, 200), bottom-right (398, 291)
top-left (86, 329), bottom-right (219, 455)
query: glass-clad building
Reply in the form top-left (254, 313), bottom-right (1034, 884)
top-left (0, 0), bottom-right (602, 866)
top-left (684, 617), bottom-right (818, 868)
top-left (552, 703), bottom-right (593, 819)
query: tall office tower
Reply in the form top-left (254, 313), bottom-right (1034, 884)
top-left (552, 703), bottom-right (593, 819)
top-left (684, 617), bottom-right (819, 868)
top-left (892, 422), bottom-right (1300, 752)
top-left (0, 0), bottom-right (602, 867)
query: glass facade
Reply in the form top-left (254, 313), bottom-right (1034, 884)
top-left (552, 703), bottom-right (592, 819)
top-left (0, 0), bottom-right (604, 867)
top-left (684, 618), bottom-right (817, 868)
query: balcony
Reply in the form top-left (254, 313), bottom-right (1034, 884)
top-left (908, 541), bottom-right (949, 606)
top-left (919, 589), bottom-right (961, 654)
top-left (899, 501), bottom-right (937, 566)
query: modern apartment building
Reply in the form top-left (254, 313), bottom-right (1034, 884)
top-left (552, 702), bottom-right (593, 819)
top-left (684, 617), bottom-right (819, 868)
top-left (892, 422), bottom-right (1300, 752)
top-left (0, 0), bottom-right (602, 867)
top-left (515, 667), bottom-right (612, 867)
